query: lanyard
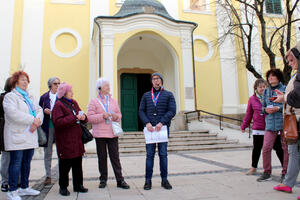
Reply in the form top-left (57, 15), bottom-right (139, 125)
top-left (291, 72), bottom-right (296, 79)
top-left (151, 87), bottom-right (163, 106)
top-left (99, 94), bottom-right (109, 112)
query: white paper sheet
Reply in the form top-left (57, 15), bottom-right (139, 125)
top-left (143, 125), bottom-right (168, 144)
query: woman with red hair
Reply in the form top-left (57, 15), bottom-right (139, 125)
top-left (3, 71), bottom-right (43, 200)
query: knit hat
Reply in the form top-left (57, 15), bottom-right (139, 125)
top-left (291, 41), bottom-right (300, 60)
top-left (96, 77), bottom-right (109, 90)
top-left (151, 72), bottom-right (164, 84)
top-left (57, 82), bottom-right (72, 99)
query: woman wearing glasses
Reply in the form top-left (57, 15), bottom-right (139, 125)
top-left (39, 77), bottom-right (60, 185)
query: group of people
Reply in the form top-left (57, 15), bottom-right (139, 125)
top-left (241, 42), bottom-right (300, 199)
top-left (0, 71), bottom-right (176, 200)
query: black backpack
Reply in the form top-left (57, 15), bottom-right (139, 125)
top-left (0, 92), bottom-right (7, 152)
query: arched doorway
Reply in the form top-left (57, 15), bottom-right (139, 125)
top-left (118, 33), bottom-right (179, 131)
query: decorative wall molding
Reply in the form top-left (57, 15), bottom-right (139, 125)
top-left (193, 35), bottom-right (213, 62)
top-left (50, 0), bottom-right (86, 5)
top-left (96, 14), bottom-right (195, 38)
top-left (50, 28), bottom-right (82, 58)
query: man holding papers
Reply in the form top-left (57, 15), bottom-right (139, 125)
top-left (139, 72), bottom-right (176, 190)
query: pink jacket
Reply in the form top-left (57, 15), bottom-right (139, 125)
top-left (87, 95), bottom-right (122, 138)
top-left (241, 93), bottom-right (265, 131)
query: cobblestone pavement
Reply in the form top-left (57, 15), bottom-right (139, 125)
top-left (1, 148), bottom-right (300, 200)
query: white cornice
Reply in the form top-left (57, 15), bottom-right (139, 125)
top-left (95, 14), bottom-right (196, 37)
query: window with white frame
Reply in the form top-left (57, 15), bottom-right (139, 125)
top-left (265, 0), bottom-right (282, 14)
top-left (190, 0), bottom-right (207, 11)
top-left (183, 0), bottom-right (210, 14)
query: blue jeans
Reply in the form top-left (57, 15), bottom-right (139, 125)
top-left (145, 142), bottom-right (168, 182)
top-left (9, 149), bottom-right (34, 191)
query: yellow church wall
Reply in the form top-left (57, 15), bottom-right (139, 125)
top-left (40, 1), bottom-right (90, 110)
top-left (10, 0), bottom-right (24, 74)
top-left (178, 0), bottom-right (223, 114)
top-left (112, 29), bottom-right (185, 110)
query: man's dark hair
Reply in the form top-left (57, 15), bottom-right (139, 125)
top-left (266, 69), bottom-right (284, 83)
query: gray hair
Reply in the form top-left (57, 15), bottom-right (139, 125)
top-left (47, 77), bottom-right (60, 89)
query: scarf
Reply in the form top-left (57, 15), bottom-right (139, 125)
top-left (15, 86), bottom-right (36, 117)
top-left (255, 91), bottom-right (263, 103)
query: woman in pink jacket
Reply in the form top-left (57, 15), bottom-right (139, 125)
top-left (87, 78), bottom-right (129, 189)
top-left (241, 79), bottom-right (284, 175)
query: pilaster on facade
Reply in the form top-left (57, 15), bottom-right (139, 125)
top-left (20, 0), bottom-right (44, 98)
top-left (215, 0), bottom-right (241, 114)
top-left (0, 0), bottom-right (15, 92)
top-left (180, 30), bottom-right (195, 111)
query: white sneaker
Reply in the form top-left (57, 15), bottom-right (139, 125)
top-left (18, 187), bottom-right (40, 196)
top-left (7, 190), bottom-right (21, 200)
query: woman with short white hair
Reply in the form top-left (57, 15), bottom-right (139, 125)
top-left (87, 78), bottom-right (129, 189)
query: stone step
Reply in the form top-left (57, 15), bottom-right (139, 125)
top-left (119, 136), bottom-right (226, 143)
top-left (119, 133), bottom-right (219, 140)
top-left (119, 139), bottom-right (237, 148)
top-left (123, 130), bottom-right (209, 135)
top-left (118, 143), bottom-right (252, 154)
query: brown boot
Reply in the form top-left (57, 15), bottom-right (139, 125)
top-left (44, 177), bottom-right (51, 185)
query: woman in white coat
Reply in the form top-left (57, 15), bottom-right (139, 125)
top-left (3, 71), bottom-right (43, 200)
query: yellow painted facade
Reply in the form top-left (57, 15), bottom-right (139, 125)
top-left (5, 0), bottom-right (299, 115)
top-left (40, 1), bottom-right (90, 109)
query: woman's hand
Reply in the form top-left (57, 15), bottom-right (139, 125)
top-left (44, 108), bottom-right (51, 115)
top-left (111, 113), bottom-right (119, 121)
top-left (265, 107), bottom-right (280, 114)
top-left (29, 124), bottom-right (37, 133)
top-left (103, 112), bottom-right (110, 119)
top-left (273, 89), bottom-right (284, 103)
top-left (33, 118), bottom-right (41, 127)
top-left (241, 129), bottom-right (245, 133)
top-left (76, 114), bottom-right (86, 121)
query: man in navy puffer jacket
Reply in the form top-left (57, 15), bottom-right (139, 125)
top-left (139, 72), bottom-right (176, 191)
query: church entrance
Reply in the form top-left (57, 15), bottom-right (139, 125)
top-left (120, 73), bottom-right (152, 131)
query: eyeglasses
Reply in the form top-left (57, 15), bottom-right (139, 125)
top-left (53, 82), bottom-right (60, 85)
top-left (152, 78), bottom-right (161, 81)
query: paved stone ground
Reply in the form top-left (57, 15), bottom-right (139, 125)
top-left (1, 148), bottom-right (300, 200)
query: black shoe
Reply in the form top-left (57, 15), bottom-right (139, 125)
top-left (59, 188), bottom-right (70, 196)
top-left (161, 180), bottom-right (172, 190)
top-left (280, 174), bottom-right (285, 183)
top-left (1, 184), bottom-right (8, 192)
top-left (257, 172), bottom-right (272, 182)
top-left (98, 180), bottom-right (107, 188)
top-left (117, 180), bottom-right (130, 189)
top-left (144, 181), bottom-right (152, 190)
top-left (74, 185), bottom-right (88, 193)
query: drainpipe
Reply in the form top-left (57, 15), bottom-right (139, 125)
top-left (94, 18), bottom-right (102, 77)
top-left (191, 23), bottom-right (198, 111)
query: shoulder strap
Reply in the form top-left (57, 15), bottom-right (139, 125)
top-left (59, 99), bottom-right (76, 115)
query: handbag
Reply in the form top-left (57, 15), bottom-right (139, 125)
top-left (80, 123), bottom-right (93, 144)
top-left (112, 121), bottom-right (124, 136)
top-left (37, 126), bottom-right (47, 145)
top-left (283, 104), bottom-right (298, 144)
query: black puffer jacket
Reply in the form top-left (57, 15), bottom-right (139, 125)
top-left (139, 88), bottom-right (176, 127)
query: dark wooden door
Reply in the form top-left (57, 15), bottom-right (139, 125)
top-left (121, 74), bottom-right (138, 131)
